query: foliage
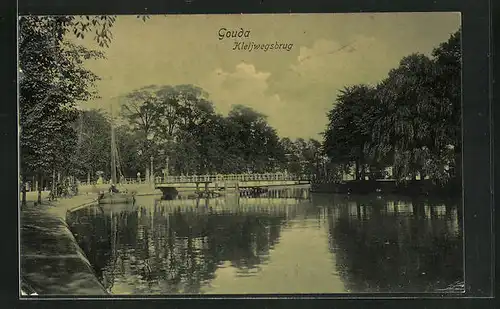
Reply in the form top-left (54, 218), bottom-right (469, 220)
top-left (322, 29), bottom-right (461, 184)
top-left (115, 126), bottom-right (143, 178)
top-left (71, 109), bottom-right (111, 180)
top-left (373, 53), bottom-right (443, 181)
top-left (19, 15), bottom-right (150, 48)
top-left (19, 16), bottom-right (104, 188)
top-left (323, 84), bottom-right (379, 180)
top-left (20, 15), bottom-right (460, 194)
top-left (69, 109), bottom-right (145, 181)
top-left (120, 84), bottom-right (216, 175)
top-left (18, 15), bottom-right (153, 201)
top-left (226, 105), bottom-right (284, 173)
top-left (119, 85), bottom-right (297, 176)
top-left (280, 137), bottom-right (322, 176)
top-left (431, 29), bottom-right (462, 182)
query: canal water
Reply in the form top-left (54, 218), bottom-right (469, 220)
top-left (66, 188), bottom-right (463, 295)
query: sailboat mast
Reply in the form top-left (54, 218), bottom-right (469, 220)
top-left (110, 104), bottom-right (117, 185)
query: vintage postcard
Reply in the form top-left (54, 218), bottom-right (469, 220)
top-left (18, 13), bottom-right (463, 296)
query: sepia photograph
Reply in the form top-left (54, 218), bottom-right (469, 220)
top-left (19, 12), bottom-right (463, 296)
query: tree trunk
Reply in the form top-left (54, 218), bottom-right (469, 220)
top-left (52, 169), bottom-right (56, 196)
top-left (354, 161), bottom-right (360, 180)
top-left (21, 179), bottom-right (27, 206)
top-left (37, 172), bottom-right (42, 204)
top-left (411, 170), bottom-right (417, 181)
top-left (360, 163), bottom-right (366, 180)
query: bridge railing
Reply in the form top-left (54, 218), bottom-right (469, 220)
top-left (157, 173), bottom-right (313, 184)
top-left (77, 178), bottom-right (149, 186)
top-left (76, 174), bottom-right (313, 186)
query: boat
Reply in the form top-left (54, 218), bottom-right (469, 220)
top-left (98, 105), bottom-right (135, 205)
top-left (98, 192), bottom-right (135, 204)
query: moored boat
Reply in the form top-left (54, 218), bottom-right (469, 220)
top-left (98, 191), bottom-right (135, 204)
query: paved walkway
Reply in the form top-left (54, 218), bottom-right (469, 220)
top-left (20, 192), bottom-right (107, 296)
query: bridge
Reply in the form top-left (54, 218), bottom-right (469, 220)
top-left (154, 173), bottom-right (312, 199)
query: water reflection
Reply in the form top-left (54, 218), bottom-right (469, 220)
top-left (67, 189), bottom-right (463, 294)
top-left (317, 194), bottom-right (463, 293)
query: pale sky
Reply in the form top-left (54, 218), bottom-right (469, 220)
top-left (77, 13), bottom-right (461, 140)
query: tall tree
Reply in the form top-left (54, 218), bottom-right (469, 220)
top-left (374, 53), bottom-right (453, 183)
top-left (227, 105), bottom-right (284, 173)
top-left (322, 29), bottom-right (461, 185)
top-left (72, 109), bottom-right (111, 181)
top-left (120, 85), bottom-right (160, 171)
top-left (301, 139), bottom-right (323, 176)
top-left (431, 29), bottom-right (462, 183)
top-left (323, 84), bottom-right (379, 180)
top-left (121, 84), bottom-right (218, 175)
top-left (115, 126), bottom-right (143, 178)
top-left (19, 16), bottom-right (103, 204)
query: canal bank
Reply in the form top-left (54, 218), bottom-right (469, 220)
top-left (20, 192), bottom-right (108, 296)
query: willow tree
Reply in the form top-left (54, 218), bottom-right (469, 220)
top-left (321, 29), bottom-right (461, 185)
top-left (371, 54), bottom-right (442, 182)
top-left (431, 29), bottom-right (462, 184)
top-left (372, 28), bottom-right (461, 185)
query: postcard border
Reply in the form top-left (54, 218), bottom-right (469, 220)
top-left (2, 0), bottom-right (495, 308)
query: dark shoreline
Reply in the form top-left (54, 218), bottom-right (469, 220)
top-left (311, 179), bottom-right (461, 198)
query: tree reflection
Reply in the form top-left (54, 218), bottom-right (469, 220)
top-left (66, 191), bottom-right (462, 294)
top-left (325, 195), bottom-right (463, 292)
top-left (66, 207), bottom-right (113, 282)
top-left (68, 197), bottom-right (294, 294)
